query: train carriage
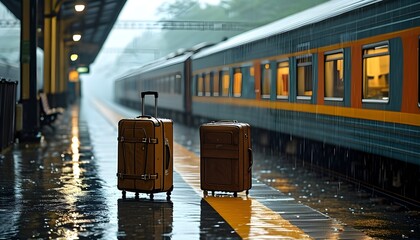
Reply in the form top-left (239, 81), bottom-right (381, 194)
top-left (190, 0), bottom-right (420, 165)
top-left (115, 53), bottom-right (192, 121)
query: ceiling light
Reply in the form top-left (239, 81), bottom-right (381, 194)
top-left (72, 34), bottom-right (81, 41)
top-left (75, 4), bottom-right (85, 12)
top-left (70, 54), bottom-right (78, 61)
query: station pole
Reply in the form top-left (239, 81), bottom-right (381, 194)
top-left (18, 0), bottom-right (41, 141)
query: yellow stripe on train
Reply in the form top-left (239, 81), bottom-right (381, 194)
top-left (193, 96), bottom-right (420, 127)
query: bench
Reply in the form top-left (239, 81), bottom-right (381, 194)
top-left (39, 91), bottom-right (64, 128)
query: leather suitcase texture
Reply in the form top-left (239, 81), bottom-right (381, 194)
top-left (117, 91), bottom-right (173, 200)
top-left (199, 121), bottom-right (253, 197)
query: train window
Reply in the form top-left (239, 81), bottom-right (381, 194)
top-left (233, 68), bottom-right (242, 97)
top-left (324, 51), bottom-right (344, 100)
top-left (205, 73), bottom-right (211, 96)
top-left (297, 55), bottom-right (313, 98)
top-left (261, 63), bottom-right (271, 98)
top-left (175, 74), bottom-right (182, 94)
top-left (196, 75), bottom-right (204, 96)
top-left (169, 75), bottom-right (175, 94)
top-left (165, 76), bottom-right (170, 93)
top-left (213, 72), bottom-right (220, 96)
top-left (276, 61), bottom-right (289, 99)
top-left (221, 70), bottom-right (230, 97)
top-left (362, 42), bottom-right (390, 102)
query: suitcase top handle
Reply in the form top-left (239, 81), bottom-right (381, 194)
top-left (141, 91), bottom-right (158, 117)
top-left (141, 91), bottom-right (158, 98)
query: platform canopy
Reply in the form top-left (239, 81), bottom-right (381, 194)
top-left (0, 0), bottom-right (127, 67)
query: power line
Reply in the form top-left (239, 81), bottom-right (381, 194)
top-left (1, 19), bottom-right (258, 31)
top-left (0, 19), bottom-right (19, 28)
top-left (102, 48), bottom-right (160, 54)
top-left (114, 20), bottom-right (257, 31)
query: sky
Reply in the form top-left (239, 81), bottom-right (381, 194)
top-left (82, 0), bottom-right (220, 99)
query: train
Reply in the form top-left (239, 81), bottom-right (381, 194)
top-left (115, 0), bottom-right (420, 202)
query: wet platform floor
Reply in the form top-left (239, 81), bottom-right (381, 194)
top-left (0, 97), bottom-right (371, 239)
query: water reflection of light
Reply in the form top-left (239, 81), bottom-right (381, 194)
top-left (71, 136), bottom-right (81, 178)
top-left (56, 106), bottom-right (88, 237)
top-left (70, 106), bottom-right (81, 180)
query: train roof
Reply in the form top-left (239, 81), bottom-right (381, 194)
top-left (115, 52), bottom-right (192, 81)
top-left (115, 41), bottom-right (215, 81)
top-left (192, 0), bottom-right (381, 59)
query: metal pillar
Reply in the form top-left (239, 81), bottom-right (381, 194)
top-left (44, 0), bottom-right (67, 108)
top-left (18, 0), bottom-right (41, 142)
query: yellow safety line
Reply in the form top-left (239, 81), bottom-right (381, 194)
top-left (173, 143), bottom-right (311, 239)
top-left (92, 98), bottom-right (311, 239)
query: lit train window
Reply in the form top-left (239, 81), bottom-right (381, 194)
top-left (221, 70), bottom-right (230, 97)
top-left (276, 61), bottom-right (289, 99)
top-left (233, 68), bottom-right (242, 97)
top-left (261, 63), bottom-right (271, 98)
top-left (362, 42), bottom-right (389, 102)
top-left (197, 75), bottom-right (204, 96)
top-left (297, 55), bottom-right (313, 98)
top-left (205, 73), bottom-right (211, 96)
top-left (324, 51), bottom-right (344, 100)
top-left (213, 72), bottom-right (220, 96)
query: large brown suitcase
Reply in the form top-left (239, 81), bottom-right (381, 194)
top-left (199, 121), bottom-right (252, 197)
top-left (117, 91), bottom-right (173, 200)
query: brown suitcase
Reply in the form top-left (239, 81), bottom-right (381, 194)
top-left (199, 120), bottom-right (253, 197)
top-left (117, 91), bottom-right (173, 200)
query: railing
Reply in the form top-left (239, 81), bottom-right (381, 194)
top-left (0, 78), bottom-right (17, 152)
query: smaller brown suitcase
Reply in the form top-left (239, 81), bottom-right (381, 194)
top-left (199, 120), bottom-right (253, 197)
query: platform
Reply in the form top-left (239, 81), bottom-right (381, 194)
top-left (0, 97), bottom-right (371, 239)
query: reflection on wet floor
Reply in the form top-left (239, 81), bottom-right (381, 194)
top-left (117, 198), bottom-right (173, 238)
top-left (1, 98), bottom-right (419, 239)
top-left (0, 104), bottom-right (110, 239)
top-left (252, 153), bottom-right (420, 239)
top-left (0, 100), bottom-right (241, 239)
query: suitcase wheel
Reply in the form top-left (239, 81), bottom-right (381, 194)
top-left (246, 190), bottom-right (249, 196)
top-left (149, 193), bottom-right (154, 200)
top-left (233, 192), bottom-right (238, 197)
top-left (135, 192), bottom-right (139, 200)
top-left (203, 190), bottom-right (215, 197)
top-left (166, 190), bottom-right (172, 201)
top-left (122, 190), bottom-right (126, 199)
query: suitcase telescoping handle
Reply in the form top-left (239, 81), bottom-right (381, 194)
top-left (141, 91), bottom-right (158, 117)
